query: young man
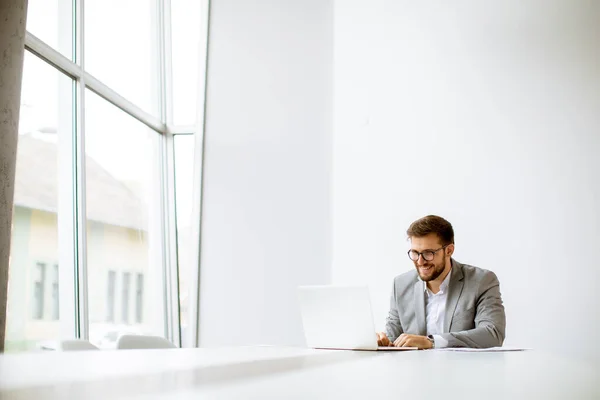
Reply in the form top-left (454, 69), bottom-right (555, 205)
top-left (376, 215), bottom-right (506, 349)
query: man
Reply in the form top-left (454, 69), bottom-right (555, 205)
top-left (376, 215), bottom-right (506, 349)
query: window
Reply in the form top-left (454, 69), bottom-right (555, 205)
top-left (85, 90), bottom-right (166, 348)
top-left (52, 264), bottom-right (59, 320)
top-left (26, 0), bottom-right (73, 60)
top-left (121, 272), bottom-right (131, 324)
top-left (5, 51), bottom-right (69, 351)
top-left (106, 271), bottom-right (116, 322)
top-left (85, 0), bottom-right (158, 116)
top-left (32, 263), bottom-right (46, 319)
top-left (136, 273), bottom-right (144, 324)
top-left (7, 0), bottom-right (207, 352)
top-left (171, 0), bottom-right (203, 125)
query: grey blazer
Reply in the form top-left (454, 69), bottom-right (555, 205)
top-left (385, 259), bottom-right (506, 348)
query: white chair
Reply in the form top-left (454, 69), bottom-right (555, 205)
top-left (115, 334), bottom-right (177, 350)
top-left (38, 339), bottom-right (99, 351)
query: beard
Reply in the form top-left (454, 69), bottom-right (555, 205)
top-left (415, 259), bottom-right (446, 282)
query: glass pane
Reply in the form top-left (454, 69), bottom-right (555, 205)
top-left (171, 0), bottom-right (202, 125)
top-left (26, 0), bottom-right (74, 60)
top-left (85, 0), bottom-right (159, 116)
top-left (84, 90), bottom-right (166, 349)
top-left (174, 135), bottom-right (195, 346)
top-left (5, 52), bottom-right (74, 352)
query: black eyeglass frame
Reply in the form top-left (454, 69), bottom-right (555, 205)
top-left (407, 245), bottom-right (449, 262)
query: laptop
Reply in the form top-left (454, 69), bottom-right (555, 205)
top-left (298, 285), bottom-right (418, 351)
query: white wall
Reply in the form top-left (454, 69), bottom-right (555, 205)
top-left (198, 0), bottom-right (333, 346)
top-left (333, 0), bottom-right (600, 363)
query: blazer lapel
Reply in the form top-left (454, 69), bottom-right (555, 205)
top-left (413, 280), bottom-right (426, 336)
top-left (444, 260), bottom-right (465, 333)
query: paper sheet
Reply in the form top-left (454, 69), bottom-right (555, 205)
top-left (432, 346), bottom-right (530, 352)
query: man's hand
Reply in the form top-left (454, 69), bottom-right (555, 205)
top-left (376, 332), bottom-right (391, 346)
top-left (393, 334), bottom-right (433, 349)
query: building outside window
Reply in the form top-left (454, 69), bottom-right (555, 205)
top-left (32, 262), bottom-right (46, 320)
top-left (121, 272), bottom-right (131, 324)
top-left (106, 271), bottom-right (116, 322)
top-left (136, 273), bottom-right (144, 324)
top-left (51, 264), bottom-right (59, 320)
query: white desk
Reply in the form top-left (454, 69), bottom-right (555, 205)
top-left (0, 346), bottom-right (598, 399)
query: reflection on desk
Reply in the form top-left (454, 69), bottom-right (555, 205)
top-left (0, 346), bottom-right (598, 399)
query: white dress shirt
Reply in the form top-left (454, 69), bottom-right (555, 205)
top-left (424, 268), bottom-right (451, 348)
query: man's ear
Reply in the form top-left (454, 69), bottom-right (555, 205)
top-left (446, 244), bottom-right (455, 257)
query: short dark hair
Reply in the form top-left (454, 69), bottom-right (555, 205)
top-left (407, 215), bottom-right (454, 246)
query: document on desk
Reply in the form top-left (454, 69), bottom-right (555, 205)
top-left (432, 347), bottom-right (530, 352)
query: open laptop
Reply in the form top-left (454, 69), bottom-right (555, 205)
top-left (298, 285), bottom-right (417, 351)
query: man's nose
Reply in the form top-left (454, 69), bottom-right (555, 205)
top-left (416, 255), bottom-right (427, 265)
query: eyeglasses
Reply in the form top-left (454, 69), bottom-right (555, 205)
top-left (407, 245), bottom-right (448, 262)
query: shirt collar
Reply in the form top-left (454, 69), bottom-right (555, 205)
top-left (423, 267), bottom-right (452, 294)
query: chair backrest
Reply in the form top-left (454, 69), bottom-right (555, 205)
top-left (39, 339), bottom-right (99, 351)
top-left (116, 334), bottom-right (177, 350)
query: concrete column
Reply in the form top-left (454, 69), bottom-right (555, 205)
top-left (0, 0), bottom-right (28, 352)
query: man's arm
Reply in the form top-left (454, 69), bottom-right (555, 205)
top-left (439, 271), bottom-right (506, 348)
top-left (384, 281), bottom-right (404, 342)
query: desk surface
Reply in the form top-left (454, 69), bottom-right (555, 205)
top-left (0, 346), bottom-right (598, 399)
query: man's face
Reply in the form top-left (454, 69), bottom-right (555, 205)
top-left (410, 234), bottom-right (450, 282)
